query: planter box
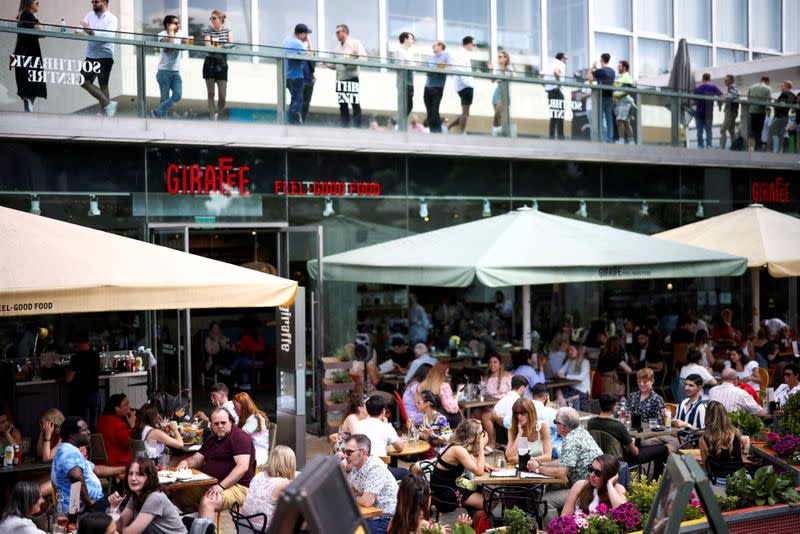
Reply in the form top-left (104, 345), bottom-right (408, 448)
top-left (644, 503), bottom-right (800, 533)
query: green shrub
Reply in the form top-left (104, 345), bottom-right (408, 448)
top-left (330, 391), bottom-right (348, 404)
top-left (728, 409), bottom-right (766, 439)
top-left (779, 392), bottom-right (800, 436)
top-left (725, 466), bottom-right (800, 507)
top-left (334, 346), bottom-right (352, 361)
top-left (331, 370), bottom-right (351, 383)
top-left (503, 506), bottom-right (532, 534)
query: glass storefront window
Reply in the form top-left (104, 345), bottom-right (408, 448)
top-left (688, 44), bottom-right (710, 69)
top-left (408, 156), bottom-right (509, 198)
top-left (716, 48), bottom-right (747, 66)
top-left (752, 52), bottom-right (779, 61)
top-left (443, 0), bottom-right (489, 50)
top-left (497, 0), bottom-right (541, 72)
top-left (594, 0), bottom-right (631, 32)
top-left (547, 0), bottom-right (588, 72)
top-left (388, 0), bottom-right (437, 43)
top-left (136, 0), bottom-right (180, 36)
top-left (189, 1), bottom-right (252, 45)
top-left (636, 0), bottom-right (671, 36)
top-left (675, 0), bottom-right (710, 42)
top-left (256, 0), bottom-right (314, 49)
top-left (715, 0), bottom-right (747, 47)
top-left (787, 1), bottom-right (800, 53)
top-left (326, 0), bottom-right (379, 57)
top-left (637, 38), bottom-right (671, 77)
top-left (595, 33), bottom-right (630, 67)
top-left (752, 0), bottom-right (781, 51)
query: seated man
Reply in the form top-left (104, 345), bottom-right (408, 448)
top-left (355, 397), bottom-right (404, 457)
top-left (193, 383), bottom-right (239, 425)
top-left (530, 383), bottom-right (562, 456)
top-left (673, 374), bottom-right (706, 437)
top-left (708, 368), bottom-right (766, 416)
top-left (344, 434), bottom-right (398, 534)
top-left (775, 362), bottom-right (800, 408)
top-left (404, 343), bottom-right (438, 384)
top-left (51, 416), bottom-right (125, 513)
top-left (588, 393), bottom-right (668, 479)
top-left (679, 350), bottom-right (717, 387)
top-left (176, 407), bottom-right (255, 519)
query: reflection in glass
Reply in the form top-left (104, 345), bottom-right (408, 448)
top-left (751, 0), bottom-right (781, 51)
top-left (687, 44), bottom-right (710, 69)
top-left (675, 0), bottom-right (710, 42)
top-left (787, 1), bottom-right (800, 52)
top-left (326, 0), bottom-right (379, 56)
top-left (388, 0), bottom-right (436, 43)
top-left (715, 0), bottom-right (747, 46)
top-left (595, 33), bottom-right (630, 68)
top-left (256, 0), bottom-right (315, 49)
top-left (547, 0), bottom-right (588, 72)
top-left (637, 38), bottom-right (671, 77)
top-left (443, 0), bottom-right (489, 49)
top-left (594, 0), bottom-right (631, 32)
top-left (136, 0), bottom-right (180, 36)
top-left (636, 0), bottom-right (671, 36)
top-left (497, 0), bottom-right (541, 72)
top-left (716, 48), bottom-right (746, 66)
top-left (188, 0), bottom-right (252, 45)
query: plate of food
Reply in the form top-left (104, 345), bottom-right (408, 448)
top-left (157, 471), bottom-right (177, 485)
top-left (175, 468), bottom-right (193, 481)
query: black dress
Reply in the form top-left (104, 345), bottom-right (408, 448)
top-left (430, 444), bottom-right (477, 513)
top-left (14, 10), bottom-right (47, 100)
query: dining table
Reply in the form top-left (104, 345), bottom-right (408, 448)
top-left (474, 469), bottom-right (568, 487)
top-left (459, 397), bottom-right (499, 418)
top-left (387, 438), bottom-right (431, 467)
top-left (359, 505), bottom-right (384, 519)
top-left (543, 378), bottom-right (582, 391)
top-left (157, 468), bottom-right (217, 492)
top-left (628, 422), bottom-right (680, 440)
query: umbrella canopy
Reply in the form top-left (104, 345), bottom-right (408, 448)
top-left (667, 38), bottom-right (695, 127)
top-left (308, 206), bottom-right (747, 287)
top-left (0, 206), bottom-right (298, 317)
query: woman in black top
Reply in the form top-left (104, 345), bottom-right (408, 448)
top-left (700, 401), bottom-right (746, 484)
top-left (14, 0), bottom-right (47, 111)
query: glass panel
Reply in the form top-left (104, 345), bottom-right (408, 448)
top-left (787, 1), bottom-right (800, 53)
top-left (636, 0), bottom-right (671, 36)
top-left (637, 38), bottom-right (671, 77)
top-left (136, 0), bottom-right (181, 36)
top-left (408, 156), bottom-right (510, 197)
top-left (675, 0), bottom-right (710, 41)
top-left (497, 0), bottom-right (541, 73)
top-left (188, 1), bottom-right (252, 45)
top-left (257, 0), bottom-right (316, 49)
top-left (443, 0), bottom-right (489, 50)
top-left (638, 92), bottom-right (675, 147)
top-left (594, 0), bottom-right (632, 32)
top-left (715, 0), bottom-right (747, 46)
top-left (547, 0), bottom-right (589, 72)
top-left (326, 0), bottom-right (379, 57)
top-left (752, 52), bottom-right (779, 61)
top-left (752, 0), bottom-right (781, 51)
top-left (716, 48), bottom-right (746, 66)
top-left (388, 0), bottom-right (437, 43)
top-left (595, 33), bottom-right (630, 68)
top-left (687, 44), bottom-right (710, 68)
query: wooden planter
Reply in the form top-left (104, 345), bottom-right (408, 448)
top-left (644, 503), bottom-right (800, 533)
top-left (322, 356), bottom-right (356, 433)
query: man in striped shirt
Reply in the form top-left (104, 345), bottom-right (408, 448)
top-left (708, 368), bottom-right (766, 416)
top-left (673, 374), bottom-right (705, 437)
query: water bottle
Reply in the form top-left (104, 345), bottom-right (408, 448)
top-left (60, 18), bottom-right (66, 33)
top-left (619, 397), bottom-right (627, 423)
top-left (3, 445), bottom-right (13, 467)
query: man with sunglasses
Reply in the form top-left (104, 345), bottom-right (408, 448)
top-left (775, 363), bottom-right (800, 408)
top-left (344, 434), bottom-right (397, 534)
top-left (152, 15), bottom-right (188, 118)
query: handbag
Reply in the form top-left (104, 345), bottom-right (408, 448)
top-left (455, 473), bottom-right (477, 492)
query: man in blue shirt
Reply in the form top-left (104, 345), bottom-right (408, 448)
top-left (424, 41), bottom-right (451, 133)
top-left (405, 343), bottom-right (438, 383)
top-left (282, 24), bottom-right (311, 124)
top-left (694, 73), bottom-right (722, 148)
top-left (592, 53), bottom-right (616, 143)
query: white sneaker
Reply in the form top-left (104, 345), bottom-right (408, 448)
top-left (105, 100), bottom-right (118, 117)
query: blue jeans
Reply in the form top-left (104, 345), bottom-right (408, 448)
top-left (696, 113), bottom-right (713, 148)
top-left (155, 70), bottom-right (182, 117)
top-left (366, 515), bottom-right (391, 534)
top-left (601, 97), bottom-right (614, 142)
top-left (286, 78), bottom-right (304, 123)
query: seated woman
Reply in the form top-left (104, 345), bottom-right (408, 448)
top-left (113, 458), bottom-right (184, 534)
top-left (430, 419), bottom-right (493, 522)
top-left (725, 349), bottom-right (761, 393)
top-left (36, 408), bottom-right (64, 462)
top-left (596, 337), bottom-right (631, 396)
top-left (505, 398), bottom-right (552, 464)
top-left (205, 321), bottom-right (236, 371)
top-left (0, 406), bottom-right (23, 449)
top-left (132, 403), bottom-right (183, 461)
top-left (387, 474), bottom-right (431, 534)
top-left (240, 445), bottom-right (296, 531)
top-left (561, 453), bottom-right (627, 516)
top-left (555, 344), bottom-right (591, 411)
top-left (403, 364), bottom-right (432, 426)
top-left (230, 323), bottom-right (265, 390)
top-left (233, 392), bottom-right (270, 466)
top-left (474, 354), bottom-right (512, 448)
top-left (95, 393), bottom-right (134, 466)
top-left (334, 394), bottom-right (368, 459)
top-left (700, 400), bottom-right (747, 485)
top-left (0, 481), bottom-right (46, 534)
top-left (416, 390), bottom-right (451, 448)
top-left (78, 513), bottom-right (117, 534)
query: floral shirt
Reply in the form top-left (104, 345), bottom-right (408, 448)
top-left (627, 390), bottom-right (666, 421)
top-left (346, 456), bottom-right (398, 515)
top-left (560, 426), bottom-right (602, 486)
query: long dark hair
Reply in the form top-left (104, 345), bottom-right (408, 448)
top-left (577, 454), bottom-right (619, 513)
top-left (344, 393), bottom-right (367, 419)
top-left (386, 474), bottom-right (430, 534)
top-left (405, 363), bottom-right (432, 389)
top-left (16, 0), bottom-right (36, 20)
top-left (133, 403), bottom-right (160, 440)
top-left (102, 393), bottom-right (127, 416)
top-left (125, 458), bottom-right (162, 512)
top-left (1, 480), bottom-right (40, 520)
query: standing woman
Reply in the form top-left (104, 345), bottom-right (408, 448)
top-left (232, 392), bottom-right (270, 466)
top-left (202, 10), bottom-right (233, 120)
top-left (36, 408), bottom-right (64, 462)
top-left (114, 458), bottom-right (184, 534)
top-left (490, 50), bottom-right (513, 135)
top-left (505, 397), bottom-right (552, 464)
top-left (0, 481), bottom-right (46, 534)
top-left (14, 0), bottom-right (46, 112)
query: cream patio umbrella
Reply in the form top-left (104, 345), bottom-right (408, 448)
top-left (0, 206), bottom-right (298, 317)
top-left (654, 203), bottom-right (800, 330)
top-left (308, 206), bottom-right (747, 348)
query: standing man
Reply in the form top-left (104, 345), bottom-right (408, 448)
top-left (408, 293), bottom-right (431, 345)
top-left (65, 335), bottom-right (101, 430)
top-left (344, 434), bottom-right (398, 534)
top-left (719, 74), bottom-right (740, 149)
top-left (300, 34), bottom-right (316, 123)
top-left (769, 81), bottom-right (795, 152)
top-left (80, 0), bottom-right (118, 116)
top-left (448, 36), bottom-right (475, 134)
top-left (423, 41), bottom-right (451, 133)
top-left (693, 73), bottom-right (722, 148)
top-left (333, 24), bottom-right (367, 128)
top-left (544, 52), bottom-right (567, 139)
top-left (176, 408), bottom-right (255, 519)
top-left (151, 15), bottom-right (188, 118)
top-left (593, 53), bottom-right (616, 143)
top-left (282, 24), bottom-right (311, 125)
top-left (395, 32), bottom-right (415, 120)
top-left (613, 60), bottom-right (634, 144)
top-left (747, 76), bottom-right (772, 152)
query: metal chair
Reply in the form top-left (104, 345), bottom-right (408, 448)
top-left (228, 502), bottom-right (267, 534)
top-left (419, 460), bottom-right (462, 521)
top-left (482, 484), bottom-right (549, 530)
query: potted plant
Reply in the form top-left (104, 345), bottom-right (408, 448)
top-left (504, 506), bottom-right (532, 534)
top-left (728, 409), bottom-right (767, 441)
top-left (779, 392), bottom-right (800, 436)
top-left (331, 370), bottom-right (351, 383)
top-left (335, 346), bottom-right (352, 362)
top-left (725, 466), bottom-right (800, 507)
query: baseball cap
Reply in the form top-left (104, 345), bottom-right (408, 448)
top-left (295, 23), bottom-right (312, 34)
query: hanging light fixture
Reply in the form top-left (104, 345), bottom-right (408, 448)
top-left (30, 194), bottom-right (41, 215)
top-left (419, 199), bottom-right (429, 221)
top-left (87, 195), bottom-right (101, 216)
top-left (575, 200), bottom-right (587, 218)
top-left (639, 200), bottom-right (649, 217)
top-left (696, 201), bottom-right (705, 218)
top-left (322, 196), bottom-right (334, 217)
top-left (482, 199), bottom-right (491, 217)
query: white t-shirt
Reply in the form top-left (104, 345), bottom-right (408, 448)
top-left (394, 47), bottom-right (415, 65)
top-left (450, 47), bottom-right (474, 92)
top-left (355, 417), bottom-right (400, 456)
top-left (679, 363), bottom-right (715, 386)
top-left (157, 30), bottom-right (188, 71)
top-left (724, 360), bottom-right (761, 391)
top-left (544, 59), bottom-right (566, 91)
top-left (493, 390), bottom-right (520, 419)
top-left (82, 9), bottom-right (118, 58)
top-left (775, 383), bottom-right (800, 407)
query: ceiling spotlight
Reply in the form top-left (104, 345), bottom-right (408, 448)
top-left (482, 199), bottom-right (491, 217)
top-left (322, 197), bottom-right (334, 217)
top-left (666, 282), bottom-right (674, 291)
top-left (30, 194), bottom-right (41, 215)
top-left (696, 201), bottom-right (705, 218)
top-left (576, 200), bottom-right (588, 218)
top-left (88, 195), bottom-right (101, 216)
top-left (639, 200), bottom-right (649, 217)
top-left (419, 199), bottom-right (429, 222)
top-left (531, 199), bottom-right (539, 211)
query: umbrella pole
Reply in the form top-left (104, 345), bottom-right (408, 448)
top-left (523, 285), bottom-right (531, 350)
top-left (751, 267), bottom-right (760, 335)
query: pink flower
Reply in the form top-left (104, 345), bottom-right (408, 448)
top-left (595, 503), bottom-right (609, 515)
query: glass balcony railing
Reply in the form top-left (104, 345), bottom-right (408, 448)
top-left (2, 21), bottom-right (798, 154)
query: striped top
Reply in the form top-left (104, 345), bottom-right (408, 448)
top-left (203, 26), bottom-right (230, 44)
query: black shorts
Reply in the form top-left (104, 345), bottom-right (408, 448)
top-left (458, 87), bottom-right (474, 106)
top-left (749, 113), bottom-right (765, 140)
top-left (203, 54), bottom-right (229, 81)
top-left (81, 57), bottom-right (114, 86)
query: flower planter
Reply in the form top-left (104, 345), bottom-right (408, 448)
top-left (636, 503), bottom-right (800, 533)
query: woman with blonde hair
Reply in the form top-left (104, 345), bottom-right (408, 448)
top-left (700, 401), bottom-right (747, 485)
top-left (419, 361), bottom-right (462, 427)
top-left (505, 398), bottom-right (552, 463)
top-left (232, 392), bottom-right (270, 465)
top-left (36, 408), bottom-right (64, 462)
top-left (490, 50), bottom-right (514, 134)
top-left (240, 445), bottom-right (296, 530)
top-left (202, 9), bottom-right (233, 120)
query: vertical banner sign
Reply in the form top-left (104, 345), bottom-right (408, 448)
top-left (275, 287), bottom-right (306, 467)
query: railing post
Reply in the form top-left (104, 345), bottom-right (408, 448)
top-left (670, 95), bottom-right (680, 147)
top-left (501, 77), bottom-right (511, 137)
top-left (741, 102), bottom-right (750, 143)
top-left (591, 86), bottom-right (601, 143)
top-left (633, 93), bottom-right (642, 145)
top-left (136, 41), bottom-right (146, 118)
top-left (276, 54), bottom-right (286, 125)
top-left (397, 68), bottom-right (408, 132)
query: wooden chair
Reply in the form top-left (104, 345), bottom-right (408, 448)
top-left (378, 456), bottom-right (390, 464)
top-left (328, 433), bottom-right (338, 454)
top-left (665, 402), bottom-right (677, 417)
top-left (757, 367), bottom-right (770, 404)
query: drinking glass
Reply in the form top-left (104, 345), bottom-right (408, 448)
top-left (495, 452), bottom-right (506, 469)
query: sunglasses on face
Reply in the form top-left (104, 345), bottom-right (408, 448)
top-left (342, 448), bottom-right (360, 456)
top-left (587, 465), bottom-right (603, 477)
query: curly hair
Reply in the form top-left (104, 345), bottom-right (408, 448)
top-left (448, 418), bottom-right (483, 456)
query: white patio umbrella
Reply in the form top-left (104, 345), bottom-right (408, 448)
top-left (309, 206), bottom-right (747, 348)
top-left (654, 203), bottom-right (800, 330)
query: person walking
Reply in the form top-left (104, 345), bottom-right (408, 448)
top-left (613, 60), bottom-right (635, 144)
top-left (719, 74), bottom-right (740, 149)
top-left (448, 36), bottom-right (475, 134)
top-left (13, 0), bottom-right (46, 112)
top-left (151, 15), bottom-right (188, 118)
top-left (281, 23), bottom-right (311, 125)
top-left (333, 24), bottom-right (367, 128)
top-left (747, 76), bottom-right (772, 152)
top-left (395, 32), bottom-right (415, 120)
top-left (490, 50), bottom-right (513, 135)
top-left (593, 53), bottom-right (616, 143)
top-left (769, 81), bottom-right (795, 153)
top-left (693, 73), bottom-right (722, 148)
top-left (202, 10), bottom-right (233, 120)
top-left (79, 0), bottom-right (118, 116)
top-left (544, 52), bottom-right (567, 139)
top-left (423, 41), bottom-right (450, 133)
